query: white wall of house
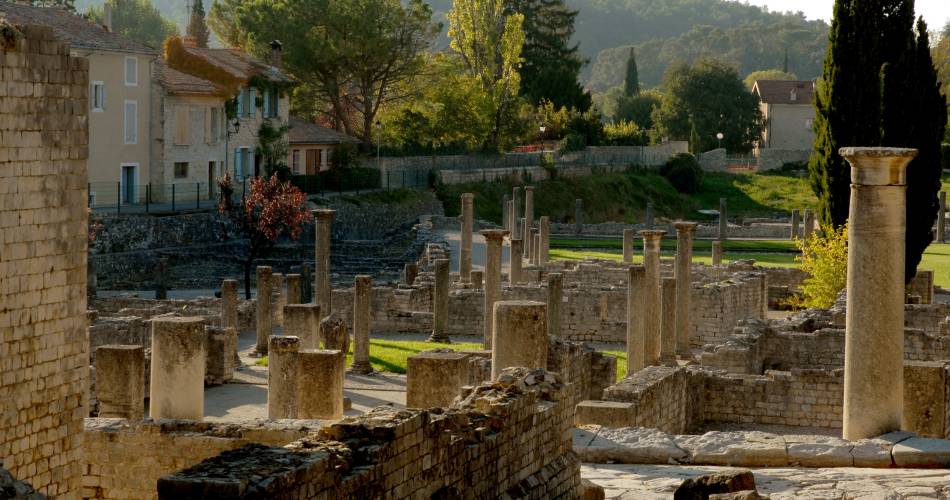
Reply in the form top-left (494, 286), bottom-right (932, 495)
top-left (228, 86), bottom-right (291, 181)
top-left (761, 103), bottom-right (815, 151)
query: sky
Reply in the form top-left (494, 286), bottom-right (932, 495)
top-left (745, 0), bottom-right (950, 30)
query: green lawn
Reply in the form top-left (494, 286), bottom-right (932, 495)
top-left (549, 248), bottom-right (799, 268)
top-left (256, 338), bottom-right (484, 373)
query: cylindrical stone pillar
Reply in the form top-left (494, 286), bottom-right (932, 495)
top-left (790, 210), bottom-right (800, 240)
top-left (803, 209), bottom-right (815, 239)
top-left (718, 198), bottom-right (728, 241)
top-left (297, 349), bottom-right (344, 420)
top-left (712, 241), bottom-right (723, 266)
top-left (95, 345), bottom-right (145, 420)
top-left (267, 336), bottom-right (300, 419)
top-left (273, 273), bottom-right (286, 326)
top-left (523, 186), bottom-right (534, 258)
top-left (460, 193), bottom-right (474, 283)
top-left (840, 147), bottom-right (917, 441)
top-left (512, 187), bottom-right (523, 242)
top-left (221, 279), bottom-right (238, 331)
top-left (547, 273), bottom-right (563, 338)
top-left (428, 259), bottom-right (451, 343)
top-left (575, 199), bottom-right (584, 234)
top-left (530, 229), bottom-right (540, 266)
top-left (507, 200), bottom-right (515, 234)
top-left (150, 317), bottom-right (206, 420)
top-left (471, 270), bottom-right (484, 290)
top-left (503, 194), bottom-right (511, 232)
top-left (626, 266), bottom-right (646, 375)
top-left (623, 229), bottom-right (635, 263)
top-left (938, 192), bottom-right (946, 243)
top-left (673, 222), bottom-right (697, 356)
top-left (660, 277), bottom-right (677, 363)
top-left (509, 238), bottom-right (524, 285)
top-left (255, 266), bottom-right (273, 355)
top-left (313, 209), bottom-right (336, 321)
top-left (646, 202), bottom-right (655, 229)
top-left (539, 216), bottom-right (550, 265)
top-left (286, 274), bottom-right (301, 305)
top-left (481, 229), bottom-right (509, 349)
top-left (640, 230), bottom-right (666, 366)
top-left (283, 303), bottom-right (320, 349)
top-left (350, 275), bottom-right (373, 373)
top-left (491, 301), bottom-right (547, 379)
top-left (404, 262), bottom-right (418, 286)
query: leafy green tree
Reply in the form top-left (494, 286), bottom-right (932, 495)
top-left (447, 0), bottom-right (526, 151)
top-left (743, 69), bottom-right (797, 89)
top-left (810, 0), bottom-right (946, 282)
top-left (623, 47), bottom-right (640, 97)
top-left (652, 58), bottom-right (762, 152)
top-left (186, 0), bottom-right (210, 48)
top-left (794, 224), bottom-right (848, 309)
top-left (210, 0), bottom-right (439, 148)
top-left (256, 119), bottom-right (291, 179)
top-left (615, 88), bottom-right (661, 130)
top-left (87, 0), bottom-right (178, 49)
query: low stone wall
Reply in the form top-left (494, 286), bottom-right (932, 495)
top-left (82, 419), bottom-right (318, 500)
top-left (601, 366), bottom-right (705, 434)
top-left (758, 149), bottom-right (811, 171)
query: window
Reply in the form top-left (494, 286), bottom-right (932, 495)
top-left (234, 147), bottom-right (253, 179)
top-left (124, 57), bottom-right (138, 86)
top-left (124, 100), bottom-right (137, 144)
top-left (208, 108), bottom-right (220, 144)
top-left (174, 106), bottom-right (190, 145)
top-left (263, 89), bottom-right (279, 118)
top-left (174, 162), bottom-right (189, 179)
top-left (238, 88), bottom-right (256, 118)
top-left (91, 82), bottom-right (105, 112)
top-left (292, 149), bottom-right (300, 173)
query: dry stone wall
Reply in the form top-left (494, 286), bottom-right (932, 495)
top-left (0, 23), bottom-right (89, 498)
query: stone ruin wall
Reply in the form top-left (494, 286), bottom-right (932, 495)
top-left (0, 24), bottom-right (89, 498)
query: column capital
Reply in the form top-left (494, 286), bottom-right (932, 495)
top-left (673, 221), bottom-right (698, 234)
top-left (461, 192), bottom-right (474, 201)
top-left (639, 230), bottom-right (667, 241)
top-left (840, 147), bottom-right (917, 186)
top-left (269, 335), bottom-right (300, 353)
top-left (480, 229), bottom-right (509, 242)
top-left (312, 209), bottom-right (336, 222)
top-left (524, 185), bottom-right (534, 192)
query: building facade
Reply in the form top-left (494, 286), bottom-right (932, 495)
top-left (751, 80), bottom-right (816, 151)
top-left (288, 116), bottom-right (358, 174)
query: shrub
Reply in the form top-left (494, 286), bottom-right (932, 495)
top-left (660, 153), bottom-right (704, 193)
top-left (330, 142), bottom-right (361, 170)
top-left (793, 224), bottom-right (848, 309)
top-left (558, 133), bottom-right (587, 154)
top-left (603, 120), bottom-right (648, 146)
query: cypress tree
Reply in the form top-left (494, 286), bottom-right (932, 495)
top-left (187, 0), bottom-right (210, 48)
top-left (624, 47), bottom-right (640, 97)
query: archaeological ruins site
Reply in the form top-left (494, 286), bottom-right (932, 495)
top-left (4, 16), bottom-right (950, 500)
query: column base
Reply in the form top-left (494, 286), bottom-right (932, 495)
top-left (659, 355), bottom-right (678, 367)
top-left (347, 362), bottom-right (374, 375)
top-left (426, 334), bottom-right (452, 344)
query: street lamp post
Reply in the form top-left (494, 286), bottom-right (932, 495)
top-left (716, 132), bottom-right (724, 150)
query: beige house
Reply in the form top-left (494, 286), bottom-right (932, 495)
top-left (0, 2), bottom-right (158, 205)
top-left (752, 80), bottom-right (816, 150)
top-left (288, 116), bottom-right (359, 174)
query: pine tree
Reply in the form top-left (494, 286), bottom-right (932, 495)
top-left (624, 47), bottom-right (640, 97)
top-left (186, 0), bottom-right (210, 48)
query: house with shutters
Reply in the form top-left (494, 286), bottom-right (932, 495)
top-left (751, 80), bottom-right (816, 151)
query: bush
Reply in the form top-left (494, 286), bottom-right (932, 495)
top-left (793, 224), bottom-right (848, 310)
top-left (603, 120), bottom-right (648, 146)
top-left (290, 167), bottom-right (380, 193)
top-left (330, 142), bottom-right (361, 170)
top-left (558, 133), bottom-right (587, 154)
top-left (660, 153), bottom-right (704, 193)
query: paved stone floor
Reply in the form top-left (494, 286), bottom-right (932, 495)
top-left (581, 464), bottom-right (950, 499)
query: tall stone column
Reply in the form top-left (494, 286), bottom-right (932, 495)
top-left (790, 210), bottom-right (800, 240)
top-left (803, 209), bottom-right (816, 239)
top-left (503, 194), bottom-right (511, 232)
top-left (267, 336), bottom-right (300, 419)
top-left (626, 265), bottom-right (646, 375)
top-left (297, 349), bottom-right (344, 420)
top-left (575, 199), bottom-right (584, 234)
top-left (840, 147), bottom-right (917, 441)
top-left (428, 259), bottom-right (451, 343)
top-left (530, 229), bottom-right (540, 266)
top-left (286, 274), bottom-right (301, 305)
top-left (523, 186), bottom-right (534, 258)
top-left (646, 202), bottom-right (655, 229)
top-left (507, 200), bottom-right (515, 233)
top-left (95, 345), bottom-right (145, 420)
top-left (938, 192), bottom-right (946, 243)
top-left (491, 301), bottom-right (547, 379)
top-left (509, 238), bottom-right (524, 285)
top-left (512, 187), bottom-right (523, 242)
top-left (221, 279), bottom-right (238, 331)
top-left (673, 222), bottom-right (697, 356)
top-left (640, 230), bottom-right (666, 366)
top-left (255, 266), bottom-right (273, 355)
top-left (351, 275), bottom-right (373, 373)
top-left (481, 229), bottom-right (509, 348)
top-left (718, 198), bottom-right (728, 241)
top-left (313, 209), bottom-right (336, 321)
top-left (539, 216), bottom-right (550, 265)
top-left (547, 273), bottom-right (563, 338)
top-left (712, 241), bottom-right (723, 266)
top-left (471, 270), bottom-right (484, 290)
top-left (272, 273), bottom-right (286, 327)
top-left (623, 229), bottom-right (635, 263)
top-left (150, 317), bottom-right (206, 420)
top-left (660, 277), bottom-right (677, 363)
top-left (460, 193), bottom-right (474, 283)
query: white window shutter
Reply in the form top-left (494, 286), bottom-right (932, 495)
top-left (236, 91), bottom-right (244, 117)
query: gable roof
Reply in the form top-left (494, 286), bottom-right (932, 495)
top-left (288, 116), bottom-right (358, 145)
top-left (154, 60), bottom-right (221, 96)
top-left (0, 1), bottom-right (156, 55)
top-left (182, 46), bottom-right (293, 85)
top-left (752, 80), bottom-right (816, 105)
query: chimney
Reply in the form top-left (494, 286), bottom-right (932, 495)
top-left (182, 35), bottom-right (198, 48)
top-left (270, 40), bottom-right (283, 69)
top-left (103, 3), bottom-right (112, 32)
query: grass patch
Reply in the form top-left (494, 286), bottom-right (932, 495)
top-left (255, 338), bottom-right (483, 373)
top-left (551, 237), bottom-right (798, 253)
top-left (550, 248), bottom-right (799, 268)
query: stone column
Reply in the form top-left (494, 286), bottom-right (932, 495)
top-left (403, 263), bottom-right (418, 286)
top-left (646, 202), bottom-right (655, 229)
top-left (350, 275), bottom-right (374, 373)
top-left (660, 277), bottom-right (677, 363)
top-left (272, 273), bottom-right (286, 327)
top-left (575, 199), bottom-right (584, 234)
top-left (428, 259), bottom-right (451, 343)
top-left (286, 274), bottom-right (301, 305)
top-left (255, 266), bottom-right (273, 355)
top-left (95, 345), bottom-right (144, 420)
top-left (840, 147), bottom-right (917, 441)
top-left (471, 270), bottom-right (484, 290)
top-left (297, 349), bottom-right (344, 420)
top-left (539, 216), bottom-right (550, 265)
top-left (491, 301), bottom-right (547, 379)
top-left (300, 263), bottom-right (313, 304)
top-left (623, 229), bottom-right (635, 263)
top-left (626, 266), bottom-right (646, 375)
top-left (790, 209), bottom-right (800, 240)
top-left (711, 241), bottom-right (723, 266)
top-left (547, 273), bottom-right (563, 338)
top-left (481, 229), bottom-right (509, 348)
top-left (509, 238), bottom-right (524, 285)
top-left (640, 230), bottom-right (666, 366)
top-left (507, 200), bottom-right (515, 233)
top-left (512, 187), bottom-right (523, 241)
top-left (803, 209), bottom-right (815, 239)
top-left (460, 193), bottom-right (474, 283)
top-left (221, 279), bottom-right (238, 331)
top-left (313, 209), bottom-right (336, 321)
top-left (530, 229), bottom-right (540, 265)
top-left (673, 222), bottom-right (697, 356)
top-left (283, 304), bottom-right (320, 349)
top-left (267, 336), bottom-right (300, 419)
top-left (523, 186), bottom-right (534, 258)
top-left (718, 198), bottom-right (728, 241)
top-left (938, 192), bottom-right (946, 243)
top-left (150, 317), bottom-right (206, 420)
top-left (502, 194), bottom-right (511, 232)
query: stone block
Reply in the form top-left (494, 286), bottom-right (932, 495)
top-left (784, 435), bottom-right (853, 467)
top-left (903, 361), bottom-right (947, 438)
top-left (674, 431), bottom-right (788, 467)
top-left (407, 351), bottom-right (470, 408)
top-left (95, 345), bottom-right (145, 420)
top-left (892, 438), bottom-right (950, 467)
top-left (575, 426), bottom-right (687, 464)
top-left (297, 349), bottom-right (344, 420)
top-left (574, 400), bottom-right (637, 428)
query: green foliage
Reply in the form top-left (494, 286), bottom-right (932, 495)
top-left (329, 142), bottom-right (361, 170)
top-left (557, 133), bottom-right (586, 154)
top-left (534, 99), bottom-right (572, 141)
top-left (87, 0), bottom-right (179, 49)
top-left (565, 108), bottom-right (605, 147)
top-left (943, 144), bottom-right (950, 171)
top-left (603, 121), bottom-right (647, 146)
top-left (186, 0), bottom-right (210, 48)
top-left (793, 224), bottom-right (848, 310)
top-left (653, 58), bottom-right (762, 152)
top-left (256, 120), bottom-right (291, 178)
top-left (660, 153), bottom-right (703, 193)
top-left (743, 69), bottom-right (797, 89)
top-left (290, 167), bottom-right (380, 194)
top-left (615, 89), bottom-right (662, 130)
top-left (624, 47), bottom-right (639, 97)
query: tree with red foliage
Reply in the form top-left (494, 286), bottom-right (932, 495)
top-left (218, 174), bottom-right (310, 298)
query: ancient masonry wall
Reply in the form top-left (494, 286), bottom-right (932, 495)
top-left (602, 366), bottom-right (705, 434)
top-left (0, 24), bottom-right (89, 498)
top-left (81, 419), bottom-right (316, 500)
top-left (157, 372), bottom-right (580, 499)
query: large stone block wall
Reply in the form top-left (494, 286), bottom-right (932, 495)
top-left (602, 366), bottom-right (705, 434)
top-left (690, 274), bottom-right (766, 346)
top-left (0, 24), bottom-right (89, 498)
top-left (81, 419), bottom-right (316, 500)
